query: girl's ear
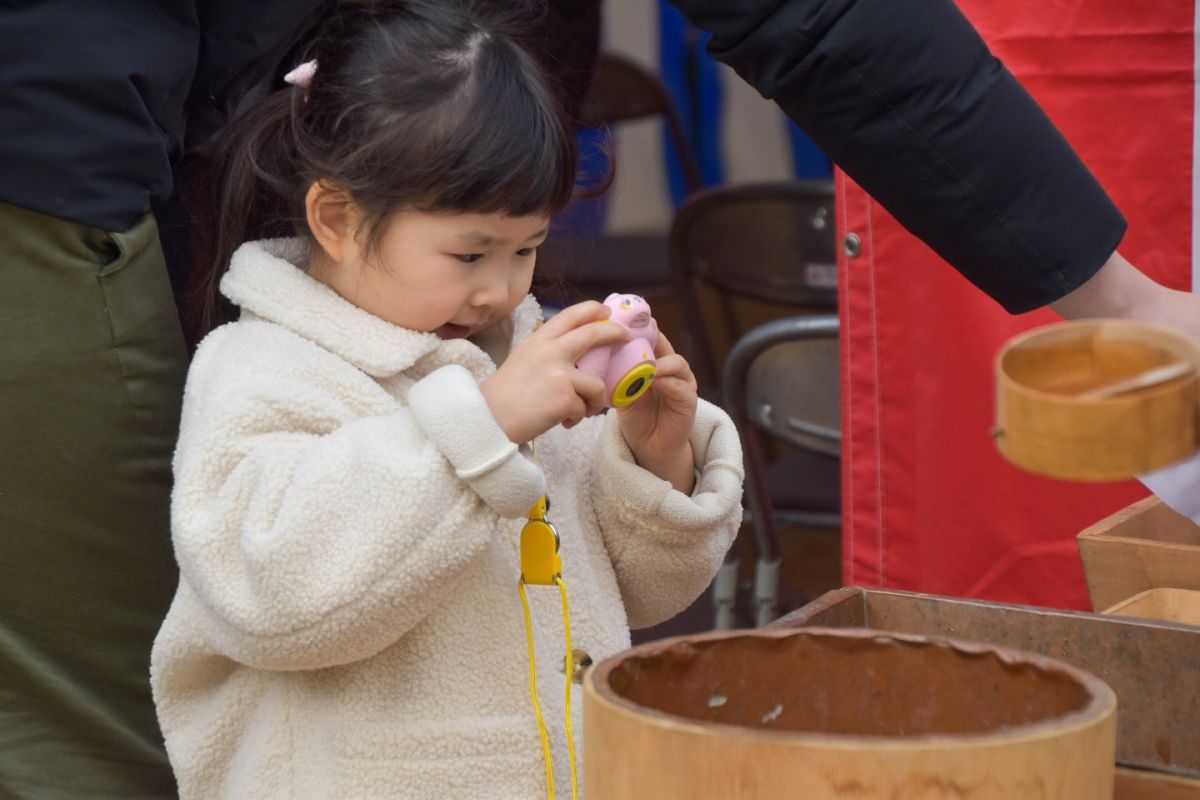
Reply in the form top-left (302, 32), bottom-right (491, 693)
top-left (305, 181), bottom-right (360, 267)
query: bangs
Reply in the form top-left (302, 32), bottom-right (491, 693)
top-left (332, 28), bottom-right (577, 223)
top-left (422, 49), bottom-right (577, 216)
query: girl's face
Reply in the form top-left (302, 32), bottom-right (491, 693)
top-left (311, 209), bottom-right (550, 339)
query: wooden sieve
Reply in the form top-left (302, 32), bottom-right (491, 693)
top-left (994, 319), bottom-right (1200, 481)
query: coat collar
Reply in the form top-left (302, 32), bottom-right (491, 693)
top-left (219, 239), bottom-right (542, 378)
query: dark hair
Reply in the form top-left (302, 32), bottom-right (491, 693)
top-left (188, 0), bottom-right (579, 336)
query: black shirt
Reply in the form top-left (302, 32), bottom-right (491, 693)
top-left (0, 0), bottom-right (326, 231)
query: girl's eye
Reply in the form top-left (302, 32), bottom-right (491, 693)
top-left (517, 247), bottom-right (537, 258)
top-left (455, 253), bottom-right (484, 264)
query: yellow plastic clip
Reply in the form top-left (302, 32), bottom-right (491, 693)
top-left (520, 496), bottom-right (561, 586)
top-left (517, 494), bottom-right (580, 800)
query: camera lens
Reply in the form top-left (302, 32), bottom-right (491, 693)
top-left (625, 378), bottom-right (645, 397)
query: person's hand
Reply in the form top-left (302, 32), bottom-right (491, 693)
top-left (1051, 250), bottom-right (1200, 341)
top-left (617, 333), bottom-right (698, 493)
top-left (1124, 285), bottom-right (1200, 342)
top-left (480, 301), bottom-right (629, 445)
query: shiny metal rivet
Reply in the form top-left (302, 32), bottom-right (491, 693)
top-left (811, 207), bottom-right (829, 231)
top-left (842, 232), bottom-right (862, 258)
top-left (759, 403), bottom-right (773, 426)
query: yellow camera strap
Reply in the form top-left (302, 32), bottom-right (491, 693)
top-left (518, 495), bottom-right (579, 800)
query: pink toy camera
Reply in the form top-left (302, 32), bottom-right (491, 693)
top-left (576, 293), bottom-right (659, 408)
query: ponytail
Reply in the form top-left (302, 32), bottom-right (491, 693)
top-left (186, 89), bottom-right (306, 339)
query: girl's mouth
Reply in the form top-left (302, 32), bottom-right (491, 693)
top-left (436, 323), bottom-right (472, 339)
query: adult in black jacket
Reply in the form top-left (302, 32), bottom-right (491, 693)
top-left (0, 3), bottom-right (325, 797)
top-left (670, 0), bottom-right (1200, 336)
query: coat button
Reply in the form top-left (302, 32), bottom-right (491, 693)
top-left (563, 649), bottom-right (593, 685)
top-left (842, 232), bottom-right (862, 258)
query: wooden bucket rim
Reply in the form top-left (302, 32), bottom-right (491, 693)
top-left (586, 626), bottom-right (1116, 750)
top-left (994, 318), bottom-right (1200, 404)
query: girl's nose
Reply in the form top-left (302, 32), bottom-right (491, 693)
top-left (470, 271), bottom-right (510, 310)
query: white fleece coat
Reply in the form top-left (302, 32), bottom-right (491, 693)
top-left (151, 239), bottom-right (744, 799)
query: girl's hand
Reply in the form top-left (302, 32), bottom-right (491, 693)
top-left (481, 301), bottom-right (630, 445)
top-left (618, 333), bottom-right (698, 493)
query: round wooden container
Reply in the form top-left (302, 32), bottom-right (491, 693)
top-left (994, 319), bottom-right (1200, 481)
top-left (583, 627), bottom-right (1116, 799)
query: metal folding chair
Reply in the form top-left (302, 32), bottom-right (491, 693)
top-left (668, 180), bottom-right (840, 628)
top-left (720, 315), bottom-right (840, 627)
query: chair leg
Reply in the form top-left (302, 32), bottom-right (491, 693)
top-left (753, 556), bottom-right (782, 627)
top-left (711, 553), bottom-right (740, 630)
top-left (741, 431), bottom-right (788, 627)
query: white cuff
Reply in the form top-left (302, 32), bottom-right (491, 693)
top-left (408, 365), bottom-right (546, 518)
top-left (596, 400), bottom-right (744, 527)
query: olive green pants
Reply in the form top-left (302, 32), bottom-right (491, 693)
top-left (0, 202), bottom-right (184, 798)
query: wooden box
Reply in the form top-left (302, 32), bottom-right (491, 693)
top-left (1078, 496), bottom-right (1200, 611)
top-left (774, 586), bottom-right (1200, 787)
top-left (1105, 588), bottom-right (1200, 626)
top-left (1116, 768), bottom-right (1200, 799)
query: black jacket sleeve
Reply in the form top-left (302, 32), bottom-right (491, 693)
top-left (670, 0), bottom-right (1127, 313)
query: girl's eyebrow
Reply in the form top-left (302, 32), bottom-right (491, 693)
top-left (458, 227), bottom-right (550, 246)
top-left (458, 231), bottom-right (498, 246)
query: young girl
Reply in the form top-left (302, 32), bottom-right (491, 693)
top-left (151, 3), bottom-right (743, 798)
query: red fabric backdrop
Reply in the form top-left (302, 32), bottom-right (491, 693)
top-left (838, 0), bottom-right (1195, 608)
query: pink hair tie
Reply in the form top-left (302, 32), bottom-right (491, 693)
top-left (283, 60), bottom-right (317, 89)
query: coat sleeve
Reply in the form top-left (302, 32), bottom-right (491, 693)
top-left (588, 400), bottom-right (744, 629)
top-left (670, 0), bottom-right (1126, 313)
top-left (172, 340), bottom-right (544, 672)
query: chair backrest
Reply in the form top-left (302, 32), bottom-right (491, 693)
top-left (669, 180), bottom-right (837, 392)
top-left (579, 52), bottom-right (704, 194)
top-left (722, 314), bottom-right (841, 627)
top-left (722, 315), bottom-right (841, 458)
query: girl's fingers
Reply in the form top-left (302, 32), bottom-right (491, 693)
top-left (537, 300), bottom-right (611, 338)
top-left (571, 371), bottom-right (608, 415)
top-left (646, 352), bottom-right (699, 403)
top-left (560, 395), bottom-right (588, 429)
top-left (653, 332), bottom-right (677, 358)
top-left (645, 374), bottom-right (695, 402)
top-left (558, 318), bottom-right (631, 361)
top-left (651, 353), bottom-right (694, 383)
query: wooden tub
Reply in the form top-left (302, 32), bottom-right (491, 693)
top-left (583, 627), bottom-right (1116, 798)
